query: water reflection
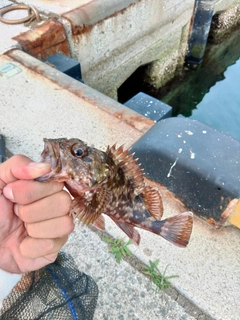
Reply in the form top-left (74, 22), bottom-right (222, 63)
top-left (159, 28), bottom-right (240, 141)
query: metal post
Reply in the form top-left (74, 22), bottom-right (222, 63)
top-left (186, 0), bottom-right (215, 66)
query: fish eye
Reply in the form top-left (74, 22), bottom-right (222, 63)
top-left (74, 148), bottom-right (84, 157)
top-left (71, 143), bottom-right (88, 158)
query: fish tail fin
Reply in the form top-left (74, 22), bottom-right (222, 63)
top-left (152, 212), bottom-right (193, 247)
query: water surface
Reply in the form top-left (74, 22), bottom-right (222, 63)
top-left (159, 28), bottom-right (240, 141)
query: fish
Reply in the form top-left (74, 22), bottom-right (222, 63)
top-left (37, 138), bottom-right (193, 247)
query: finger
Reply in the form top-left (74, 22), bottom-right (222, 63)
top-left (16, 190), bottom-right (72, 223)
top-left (25, 215), bottom-right (74, 239)
top-left (4, 179), bottom-right (64, 204)
top-left (20, 235), bottom-right (68, 259)
top-left (0, 154), bottom-right (51, 184)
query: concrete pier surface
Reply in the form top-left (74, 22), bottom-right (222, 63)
top-left (1, 1), bottom-right (240, 319)
top-left (1, 50), bottom-right (240, 320)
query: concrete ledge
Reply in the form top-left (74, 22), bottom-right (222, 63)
top-left (132, 117), bottom-right (240, 223)
top-left (6, 49), bottom-right (154, 134)
top-left (62, 0), bottom-right (139, 34)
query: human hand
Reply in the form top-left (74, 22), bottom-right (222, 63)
top-left (0, 154), bottom-right (74, 274)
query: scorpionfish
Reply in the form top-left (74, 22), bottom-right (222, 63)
top-left (37, 138), bottom-right (193, 247)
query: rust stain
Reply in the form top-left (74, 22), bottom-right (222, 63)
top-left (114, 112), bottom-right (122, 119)
top-left (62, 10), bottom-right (93, 36)
top-left (124, 116), bottom-right (154, 131)
top-left (206, 217), bottom-right (219, 228)
top-left (13, 19), bottom-right (70, 60)
top-left (205, 198), bottom-right (238, 229)
top-left (206, 216), bottom-right (225, 230)
top-left (62, 0), bottom-right (138, 36)
top-left (6, 50), bottom-right (154, 134)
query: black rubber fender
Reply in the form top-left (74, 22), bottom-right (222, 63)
top-left (132, 117), bottom-right (240, 222)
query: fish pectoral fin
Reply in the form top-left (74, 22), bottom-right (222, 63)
top-left (141, 186), bottom-right (163, 220)
top-left (109, 217), bottom-right (140, 245)
top-left (70, 198), bottom-right (97, 224)
top-left (92, 215), bottom-right (105, 230)
top-left (71, 186), bottom-right (111, 225)
top-left (90, 184), bottom-right (112, 216)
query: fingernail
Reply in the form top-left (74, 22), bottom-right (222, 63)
top-left (3, 186), bottom-right (14, 201)
top-left (28, 162), bottom-right (51, 169)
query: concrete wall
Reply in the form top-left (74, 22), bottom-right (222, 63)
top-left (5, 0), bottom-right (239, 100)
top-left (214, 0), bottom-right (240, 13)
top-left (62, 0), bottom-right (194, 99)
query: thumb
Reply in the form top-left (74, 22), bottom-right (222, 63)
top-left (0, 154), bottom-right (51, 184)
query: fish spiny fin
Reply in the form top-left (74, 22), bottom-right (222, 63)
top-left (107, 144), bottom-right (145, 193)
top-left (155, 211), bottom-right (193, 247)
top-left (71, 186), bottom-right (111, 225)
top-left (71, 198), bottom-right (97, 225)
top-left (109, 216), bottom-right (140, 245)
top-left (92, 215), bottom-right (105, 230)
top-left (141, 186), bottom-right (163, 220)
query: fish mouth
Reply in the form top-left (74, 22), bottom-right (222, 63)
top-left (36, 138), bottom-right (62, 181)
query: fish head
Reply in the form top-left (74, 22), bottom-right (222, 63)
top-left (37, 138), bottom-right (109, 189)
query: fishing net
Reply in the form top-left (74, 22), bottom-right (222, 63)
top-left (0, 252), bottom-right (98, 320)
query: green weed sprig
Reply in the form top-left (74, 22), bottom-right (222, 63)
top-left (103, 237), bottom-right (132, 263)
top-left (143, 259), bottom-right (178, 291)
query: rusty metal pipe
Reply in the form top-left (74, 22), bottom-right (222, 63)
top-left (0, 4), bottom-right (40, 25)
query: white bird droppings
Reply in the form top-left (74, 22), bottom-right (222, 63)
top-left (189, 149), bottom-right (196, 159)
top-left (167, 157), bottom-right (179, 177)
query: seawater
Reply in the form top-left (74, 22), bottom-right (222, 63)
top-left (158, 28), bottom-right (240, 141)
top-left (189, 59), bottom-right (240, 140)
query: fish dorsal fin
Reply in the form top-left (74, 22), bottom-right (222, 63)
top-left (71, 184), bottom-right (111, 225)
top-left (107, 144), bottom-right (164, 219)
top-left (140, 186), bottom-right (163, 220)
top-left (107, 144), bottom-right (145, 193)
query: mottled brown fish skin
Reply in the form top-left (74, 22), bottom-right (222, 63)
top-left (37, 138), bottom-right (193, 247)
